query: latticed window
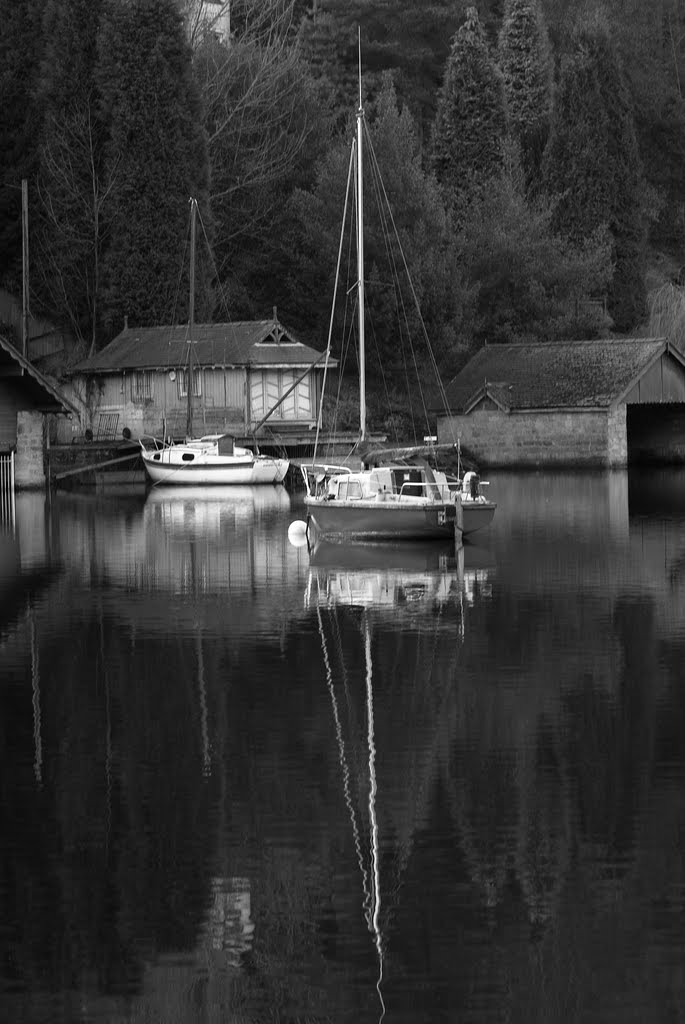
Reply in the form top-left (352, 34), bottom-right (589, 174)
top-left (178, 369), bottom-right (202, 398)
top-left (131, 371), bottom-right (153, 402)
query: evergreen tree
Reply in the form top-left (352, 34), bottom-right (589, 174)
top-left (458, 159), bottom-right (613, 346)
top-left (0, 0), bottom-right (43, 293)
top-left (31, 0), bottom-right (106, 351)
top-left (542, 17), bottom-right (648, 330)
top-left (290, 75), bottom-right (468, 397)
top-left (300, 0), bottom-right (462, 142)
top-left (497, 0), bottom-right (553, 190)
top-left (431, 7), bottom-right (508, 218)
top-left (96, 0), bottom-right (210, 339)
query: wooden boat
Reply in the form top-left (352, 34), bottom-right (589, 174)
top-left (300, 62), bottom-right (493, 540)
top-left (139, 198), bottom-right (289, 487)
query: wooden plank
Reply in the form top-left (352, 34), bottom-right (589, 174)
top-left (52, 452), bottom-right (140, 481)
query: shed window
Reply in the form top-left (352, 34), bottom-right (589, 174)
top-left (178, 369), bottom-right (202, 399)
top-left (132, 371), bottom-right (153, 402)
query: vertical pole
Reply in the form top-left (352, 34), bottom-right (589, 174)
top-left (22, 179), bottom-right (29, 359)
top-left (187, 198), bottom-right (197, 439)
top-left (357, 34), bottom-right (366, 443)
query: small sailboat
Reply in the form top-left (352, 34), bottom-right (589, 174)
top-left (139, 198), bottom-right (289, 487)
top-left (301, 57), bottom-right (494, 541)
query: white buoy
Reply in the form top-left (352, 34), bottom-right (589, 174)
top-left (288, 519), bottom-right (308, 547)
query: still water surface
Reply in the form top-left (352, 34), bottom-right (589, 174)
top-left (2, 470), bottom-right (685, 1023)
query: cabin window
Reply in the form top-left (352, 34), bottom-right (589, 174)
top-left (131, 371), bottom-right (153, 403)
top-left (178, 369), bottom-right (202, 399)
top-left (338, 480), bottom-right (362, 501)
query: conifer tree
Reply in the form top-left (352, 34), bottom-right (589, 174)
top-left (497, 0), bottom-right (553, 190)
top-left (299, 0), bottom-right (461, 140)
top-left (0, 0), bottom-right (43, 292)
top-left (290, 75), bottom-right (466, 389)
top-left (31, 0), bottom-right (106, 351)
top-left (431, 7), bottom-right (507, 218)
top-left (542, 17), bottom-right (648, 330)
top-left (96, 0), bottom-right (210, 339)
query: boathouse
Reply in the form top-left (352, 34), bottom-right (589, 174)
top-left (437, 338), bottom-right (685, 467)
top-left (66, 315), bottom-right (331, 445)
top-left (0, 332), bottom-right (77, 491)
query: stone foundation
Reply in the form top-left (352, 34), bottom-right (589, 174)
top-left (14, 410), bottom-right (46, 489)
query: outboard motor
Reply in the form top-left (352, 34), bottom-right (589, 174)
top-left (462, 470), bottom-right (480, 500)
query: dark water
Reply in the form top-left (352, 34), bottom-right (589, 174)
top-left (2, 469), bottom-right (685, 1024)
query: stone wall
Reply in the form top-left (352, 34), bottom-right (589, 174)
top-left (437, 408), bottom-right (619, 468)
top-left (14, 410), bottom-right (46, 489)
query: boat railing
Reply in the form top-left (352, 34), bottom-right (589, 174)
top-left (139, 435), bottom-right (169, 452)
top-left (395, 481), bottom-right (458, 502)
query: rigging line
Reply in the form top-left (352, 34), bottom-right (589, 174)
top-left (195, 201), bottom-right (233, 325)
top-left (362, 130), bottom-right (422, 443)
top-left (313, 140), bottom-right (356, 463)
top-left (363, 121), bottom-right (453, 419)
top-left (316, 603), bottom-right (372, 916)
top-left (364, 611), bottom-right (386, 1020)
top-left (364, 124), bottom-right (427, 441)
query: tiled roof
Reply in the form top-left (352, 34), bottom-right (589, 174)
top-left (69, 320), bottom-right (326, 373)
top-left (443, 338), bottom-right (677, 412)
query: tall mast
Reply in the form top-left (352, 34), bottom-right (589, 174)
top-left (187, 197), bottom-right (197, 439)
top-left (356, 33), bottom-right (366, 443)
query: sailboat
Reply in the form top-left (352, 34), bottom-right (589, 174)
top-left (300, 63), bottom-right (495, 541)
top-left (139, 199), bottom-right (290, 487)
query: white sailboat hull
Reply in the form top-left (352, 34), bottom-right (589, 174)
top-left (140, 436), bottom-right (289, 486)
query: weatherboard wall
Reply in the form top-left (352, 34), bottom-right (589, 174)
top-left (65, 364), bottom-right (320, 442)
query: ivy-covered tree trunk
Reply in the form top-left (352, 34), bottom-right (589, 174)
top-left (431, 6), bottom-right (508, 219)
top-left (542, 18), bottom-right (648, 331)
top-left (96, 0), bottom-right (211, 341)
top-left (497, 0), bottom-right (553, 191)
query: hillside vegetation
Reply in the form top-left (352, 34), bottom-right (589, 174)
top-left (1, 0), bottom-right (684, 383)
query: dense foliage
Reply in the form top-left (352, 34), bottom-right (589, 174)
top-left (497, 0), bottom-right (553, 188)
top-left (96, 0), bottom-right (210, 338)
top-left (2, 0), bottom-right (685, 374)
top-left (431, 7), bottom-right (508, 218)
top-left (542, 16), bottom-right (648, 330)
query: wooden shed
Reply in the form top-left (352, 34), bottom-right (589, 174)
top-left (66, 316), bottom-right (330, 444)
top-left (437, 338), bottom-right (685, 468)
top-left (0, 332), bottom-right (77, 490)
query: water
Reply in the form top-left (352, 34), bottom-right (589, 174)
top-left (2, 470), bottom-right (685, 1024)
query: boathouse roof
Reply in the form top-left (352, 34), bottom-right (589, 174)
top-left (0, 332), bottom-right (78, 414)
top-left (70, 318), bottom-right (328, 373)
top-left (443, 338), bottom-right (684, 412)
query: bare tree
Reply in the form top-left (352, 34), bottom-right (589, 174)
top-left (34, 99), bottom-right (118, 356)
top-left (189, 0), bottom-right (314, 269)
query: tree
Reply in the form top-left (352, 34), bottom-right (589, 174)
top-left (542, 16), bottom-right (649, 331)
top-left (431, 7), bottom-right (508, 219)
top-left (191, 1), bottom-right (324, 317)
top-left (299, 0), bottom-right (463, 143)
top-left (0, 0), bottom-right (43, 292)
top-left (289, 75), bottom-right (468, 401)
top-left (457, 159), bottom-right (613, 346)
top-left (29, 0), bottom-right (107, 352)
top-left (95, 0), bottom-right (211, 338)
top-left (497, 0), bottom-right (553, 189)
